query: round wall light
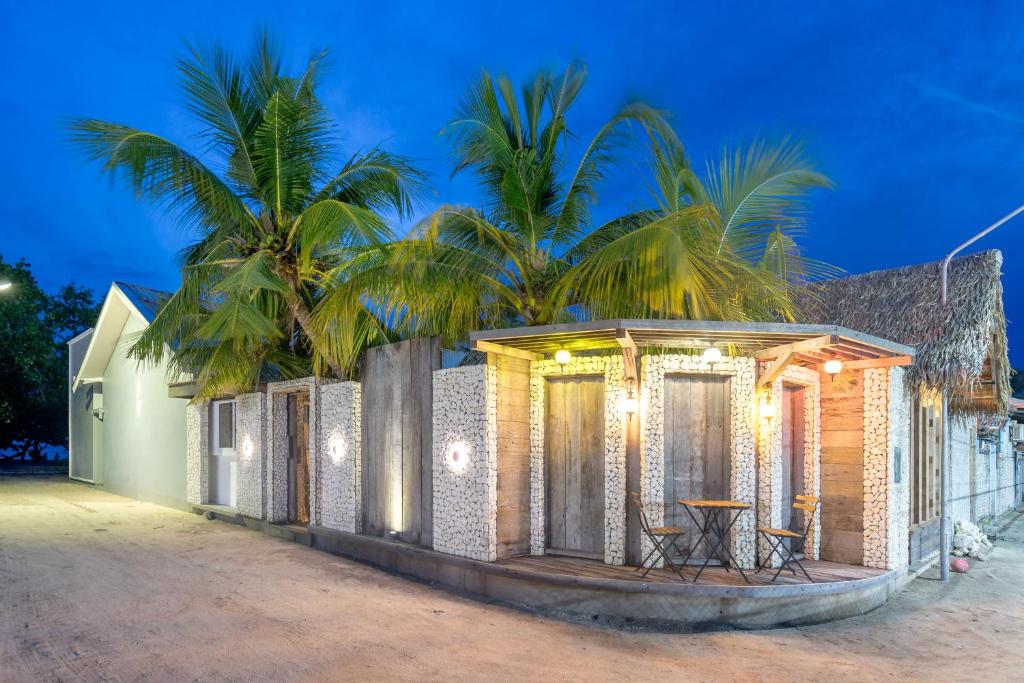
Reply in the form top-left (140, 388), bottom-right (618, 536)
top-left (446, 441), bottom-right (471, 472)
top-left (554, 349), bottom-right (571, 365)
top-left (824, 359), bottom-right (844, 376)
top-left (701, 346), bottom-right (723, 364)
top-left (328, 433), bottom-right (345, 465)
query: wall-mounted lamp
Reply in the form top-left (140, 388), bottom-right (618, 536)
top-left (701, 345), bottom-right (723, 364)
top-left (241, 434), bottom-right (254, 461)
top-left (760, 397), bottom-right (776, 420)
top-left (554, 349), bottom-right (571, 365)
top-left (824, 359), bottom-right (843, 381)
top-left (446, 441), bottom-right (470, 472)
top-left (328, 433), bottom-right (345, 465)
top-left (621, 388), bottom-right (638, 416)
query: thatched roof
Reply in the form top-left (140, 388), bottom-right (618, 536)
top-left (796, 249), bottom-right (1010, 416)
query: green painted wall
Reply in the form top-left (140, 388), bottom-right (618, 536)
top-left (99, 315), bottom-right (188, 509)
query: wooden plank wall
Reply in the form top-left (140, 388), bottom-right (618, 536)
top-left (492, 354), bottom-right (532, 559)
top-left (360, 338), bottom-right (440, 545)
top-left (819, 369), bottom-right (865, 564)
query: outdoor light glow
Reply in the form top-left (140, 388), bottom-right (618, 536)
top-left (621, 392), bottom-right (638, 415)
top-left (445, 441), bottom-right (471, 472)
top-left (555, 349), bottom-right (571, 364)
top-left (241, 435), bottom-right (254, 461)
top-left (701, 346), bottom-right (723, 363)
top-left (328, 432), bottom-right (345, 465)
top-left (760, 399), bottom-right (776, 419)
top-left (824, 359), bottom-right (844, 375)
top-left (0, 281), bottom-right (11, 291)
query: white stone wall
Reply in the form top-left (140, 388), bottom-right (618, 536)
top-left (530, 354), bottom-right (628, 565)
top-left (316, 381), bottom-right (362, 533)
top-left (640, 354), bottom-right (758, 569)
top-left (973, 437), bottom-right (995, 521)
top-left (265, 378), bottom-right (320, 523)
top-left (863, 368), bottom-right (890, 569)
top-left (996, 425), bottom-right (1015, 513)
top-left (948, 418), bottom-right (974, 524)
top-left (431, 364), bottom-right (497, 561)
top-left (887, 367), bottom-right (911, 571)
top-left (235, 392), bottom-right (267, 519)
top-left (185, 400), bottom-right (209, 505)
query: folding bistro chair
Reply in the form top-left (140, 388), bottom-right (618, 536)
top-left (630, 492), bottom-right (687, 580)
top-left (756, 495), bottom-right (820, 583)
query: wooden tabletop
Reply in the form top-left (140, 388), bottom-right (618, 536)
top-left (676, 499), bottom-right (752, 510)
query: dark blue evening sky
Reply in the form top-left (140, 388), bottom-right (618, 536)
top-left (2, 1), bottom-right (1021, 364)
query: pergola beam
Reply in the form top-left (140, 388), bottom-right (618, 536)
top-left (616, 327), bottom-right (639, 384)
top-left (825, 355), bottom-right (914, 371)
top-left (757, 352), bottom-right (796, 388)
top-left (753, 335), bottom-right (837, 360)
top-left (471, 339), bottom-right (542, 362)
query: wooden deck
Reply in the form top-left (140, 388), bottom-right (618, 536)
top-left (499, 555), bottom-right (886, 588)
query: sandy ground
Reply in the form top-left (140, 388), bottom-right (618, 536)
top-left (2, 478), bottom-right (1022, 682)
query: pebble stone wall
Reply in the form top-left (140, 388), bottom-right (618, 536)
top-left (235, 392), bottom-right (267, 519)
top-left (757, 365), bottom-right (821, 566)
top-left (185, 400), bottom-right (209, 505)
top-left (530, 354), bottom-right (628, 565)
top-left (886, 367), bottom-right (911, 571)
top-left (947, 418), bottom-right (974, 524)
top-left (640, 354), bottom-right (758, 569)
top-left (997, 428), bottom-right (1015, 513)
top-left (265, 378), bottom-right (320, 523)
top-left (431, 364), bottom-right (498, 561)
top-left (863, 368), bottom-right (891, 569)
top-left (316, 381), bottom-right (362, 533)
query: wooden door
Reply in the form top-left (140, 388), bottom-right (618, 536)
top-left (663, 374), bottom-right (731, 560)
top-left (545, 376), bottom-right (605, 558)
top-left (287, 392), bottom-right (311, 526)
top-left (780, 385), bottom-right (806, 534)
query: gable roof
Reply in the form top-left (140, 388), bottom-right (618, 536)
top-left (71, 282), bottom-right (173, 390)
top-left (796, 249), bottom-right (1010, 416)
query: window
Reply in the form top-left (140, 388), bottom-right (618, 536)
top-left (910, 394), bottom-right (942, 526)
top-left (212, 400), bottom-right (235, 452)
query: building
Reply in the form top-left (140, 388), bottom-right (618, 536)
top-left (798, 249), bottom-right (1017, 564)
top-left (68, 282), bottom-right (188, 509)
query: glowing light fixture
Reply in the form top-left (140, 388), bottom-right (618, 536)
top-left (555, 349), bottom-right (571, 365)
top-left (0, 281), bottom-right (11, 291)
top-left (824, 359), bottom-right (844, 376)
top-left (760, 398), bottom-right (777, 419)
top-left (446, 441), bottom-right (470, 472)
top-left (621, 389), bottom-right (639, 416)
top-left (328, 433), bottom-right (345, 465)
top-left (701, 346), bottom-right (723, 364)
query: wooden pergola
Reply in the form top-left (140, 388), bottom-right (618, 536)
top-left (470, 319), bottom-right (915, 387)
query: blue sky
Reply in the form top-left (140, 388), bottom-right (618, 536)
top-left (2, 1), bottom-right (1022, 364)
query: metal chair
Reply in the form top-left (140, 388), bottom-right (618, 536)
top-left (630, 491), bottom-right (687, 580)
top-left (756, 495), bottom-right (820, 583)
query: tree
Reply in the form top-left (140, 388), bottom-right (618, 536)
top-left (69, 30), bottom-right (426, 398)
top-left (354, 64), bottom-right (833, 347)
top-left (0, 256), bottom-right (99, 460)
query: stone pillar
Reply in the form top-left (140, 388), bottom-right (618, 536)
top-left (316, 381), bottom-right (362, 533)
top-left (235, 392), bottom-right (267, 519)
top-left (185, 400), bottom-right (209, 505)
top-left (886, 367), bottom-right (911, 570)
top-left (432, 364), bottom-right (497, 561)
top-left (862, 368), bottom-right (890, 568)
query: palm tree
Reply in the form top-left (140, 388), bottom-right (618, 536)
top-left (69, 31), bottom-right (426, 397)
top-left (356, 64), bottom-right (833, 348)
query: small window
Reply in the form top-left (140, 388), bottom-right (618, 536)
top-left (215, 401), bottom-right (235, 450)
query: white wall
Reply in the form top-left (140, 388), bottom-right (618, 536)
top-left (99, 315), bottom-right (188, 508)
